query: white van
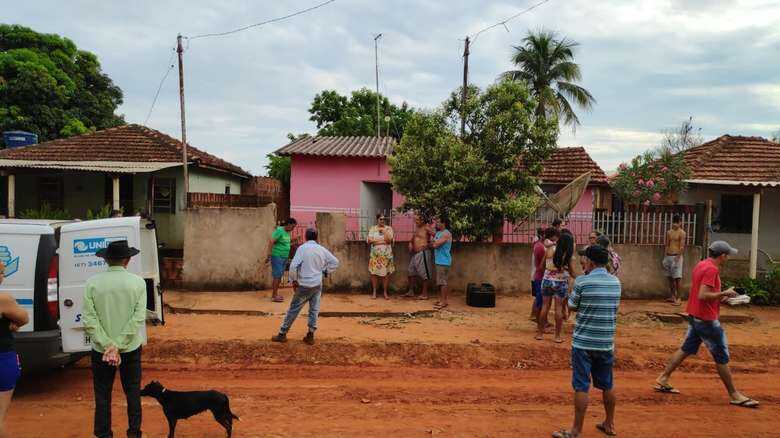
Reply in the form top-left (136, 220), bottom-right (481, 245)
top-left (0, 217), bottom-right (164, 372)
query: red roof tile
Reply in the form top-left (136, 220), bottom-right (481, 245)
top-left (681, 135), bottom-right (780, 184)
top-left (0, 124), bottom-right (250, 177)
top-left (275, 136), bottom-right (395, 158)
top-left (537, 147), bottom-right (609, 186)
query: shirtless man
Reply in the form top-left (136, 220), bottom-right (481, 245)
top-left (663, 215), bottom-right (687, 305)
top-left (404, 216), bottom-right (434, 299)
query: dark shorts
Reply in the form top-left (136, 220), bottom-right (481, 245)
top-left (541, 278), bottom-right (568, 299)
top-left (572, 347), bottom-right (614, 393)
top-left (271, 256), bottom-right (287, 279)
top-left (681, 317), bottom-right (729, 364)
top-left (531, 280), bottom-right (542, 309)
top-left (0, 351), bottom-right (21, 391)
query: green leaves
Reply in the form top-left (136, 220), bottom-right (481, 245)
top-left (0, 24), bottom-right (124, 145)
top-left (501, 29), bottom-right (595, 129)
top-left (308, 88), bottom-right (413, 139)
top-left (612, 149), bottom-right (691, 207)
top-left (391, 80), bottom-right (558, 241)
top-left (265, 153), bottom-right (292, 186)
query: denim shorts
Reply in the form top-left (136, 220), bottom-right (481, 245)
top-left (531, 280), bottom-right (543, 309)
top-left (541, 278), bottom-right (568, 299)
top-left (681, 317), bottom-right (730, 364)
top-left (571, 347), bottom-right (614, 393)
top-left (270, 256), bottom-right (287, 279)
top-left (0, 351), bottom-right (21, 391)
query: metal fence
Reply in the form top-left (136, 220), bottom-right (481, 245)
top-left (593, 210), bottom-right (698, 246)
top-left (293, 209), bottom-right (698, 247)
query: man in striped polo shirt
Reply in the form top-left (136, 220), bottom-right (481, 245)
top-left (553, 245), bottom-right (621, 438)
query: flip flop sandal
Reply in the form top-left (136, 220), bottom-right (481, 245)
top-left (552, 430), bottom-right (574, 438)
top-left (435, 303), bottom-right (449, 309)
top-left (534, 334), bottom-right (544, 341)
top-left (653, 383), bottom-right (680, 394)
top-left (596, 422), bottom-right (617, 436)
top-left (730, 398), bottom-right (759, 408)
top-left (272, 296), bottom-right (284, 303)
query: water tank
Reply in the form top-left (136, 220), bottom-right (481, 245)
top-left (2, 131), bottom-right (38, 148)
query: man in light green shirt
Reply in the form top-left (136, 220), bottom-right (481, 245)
top-left (82, 240), bottom-right (146, 438)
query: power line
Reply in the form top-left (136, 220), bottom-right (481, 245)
top-left (187, 0), bottom-right (336, 41)
top-left (144, 48), bottom-right (176, 125)
top-left (470, 0), bottom-right (552, 43)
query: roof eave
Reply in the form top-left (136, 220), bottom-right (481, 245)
top-left (686, 179), bottom-right (780, 187)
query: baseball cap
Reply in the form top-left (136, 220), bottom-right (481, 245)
top-left (578, 244), bottom-right (609, 265)
top-left (595, 235), bottom-right (611, 248)
top-left (709, 240), bottom-right (738, 256)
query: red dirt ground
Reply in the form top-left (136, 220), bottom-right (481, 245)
top-left (8, 294), bottom-right (780, 437)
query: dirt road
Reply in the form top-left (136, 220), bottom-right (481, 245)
top-left (8, 295), bottom-right (780, 437)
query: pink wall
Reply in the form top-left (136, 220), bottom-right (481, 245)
top-left (290, 155), bottom-right (401, 224)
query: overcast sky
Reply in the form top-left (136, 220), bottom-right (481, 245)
top-left (5, 0), bottom-right (780, 175)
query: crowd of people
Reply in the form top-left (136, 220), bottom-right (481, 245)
top-left (0, 212), bottom-right (758, 437)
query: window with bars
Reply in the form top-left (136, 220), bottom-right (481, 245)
top-left (38, 176), bottom-right (64, 210)
top-left (153, 178), bottom-right (176, 214)
top-left (718, 194), bottom-right (753, 233)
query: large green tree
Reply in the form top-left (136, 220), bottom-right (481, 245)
top-left (391, 80), bottom-right (558, 241)
top-left (500, 30), bottom-right (595, 128)
top-left (309, 88), bottom-right (413, 139)
top-left (0, 24), bottom-right (124, 145)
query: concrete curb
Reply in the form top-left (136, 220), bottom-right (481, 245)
top-left (165, 304), bottom-right (437, 318)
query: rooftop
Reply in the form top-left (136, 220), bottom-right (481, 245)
top-left (682, 135), bottom-right (780, 187)
top-left (275, 136), bottom-right (395, 158)
top-left (0, 124), bottom-right (251, 177)
top-left (537, 147), bottom-right (609, 186)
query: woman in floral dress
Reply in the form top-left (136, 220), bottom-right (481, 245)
top-left (367, 214), bottom-right (395, 299)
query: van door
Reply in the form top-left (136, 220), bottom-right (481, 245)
top-left (0, 223), bottom-right (51, 332)
top-left (58, 217), bottom-right (146, 353)
top-left (139, 219), bottom-right (164, 324)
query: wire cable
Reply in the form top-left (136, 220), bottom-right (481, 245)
top-left (470, 0), bottom-right (552, 43)
top-left (144, 48), bottom-right (176, 125)
top-left (187, 0), bottom-right (336, 41)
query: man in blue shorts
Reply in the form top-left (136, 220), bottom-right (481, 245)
top-left (266, 218), bottom-right (297, 302)
top-left (554, 245), bottom-right (621, 438)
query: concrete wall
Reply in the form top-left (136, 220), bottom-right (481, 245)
top-left (182, 205), bottom-right (276, 290)
top-left (317, 212), bottom-right (700, 298)
top-left (152, 167), bottom-right (246, 250)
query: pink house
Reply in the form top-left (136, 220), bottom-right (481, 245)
top-left (276, 136), bottom-right (610, 240)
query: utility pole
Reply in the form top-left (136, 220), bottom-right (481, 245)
top-left (374, 33), bottom-right (383, 138)
top-left (176, 34), bottom-right (190, 200)
top-left (460, 36), bottom-right (470, 139)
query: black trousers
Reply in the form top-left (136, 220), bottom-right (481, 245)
top-left (91, 347), bottom-right (142, 438)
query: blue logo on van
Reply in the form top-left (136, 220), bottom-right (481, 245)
top-left (73, 237), bottom-right (126, 256)
top-left (0, 246), bottom-right (19, 277)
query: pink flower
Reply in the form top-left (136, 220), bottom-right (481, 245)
top-left (646, 179), bottom-right (655, 188)
top-left (661, 166), bottom-right (668, 172)
top-left (652, 192), bottom-right (662, 202)
top-left (644, 200), bottom-right (651, 206)
top-left (638, 178), bottom-right (644, 185)
top-left (619, 163), bottom-right (627, 171)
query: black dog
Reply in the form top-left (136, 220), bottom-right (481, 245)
top-left (140, 380), bottom-right (239, 437)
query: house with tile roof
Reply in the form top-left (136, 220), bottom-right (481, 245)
top-left (0, 124), bottom-right (251, 249)
top-left (676, 135), bottom-right (780, 278)
top-left (275, 135), bottom-right (610, 236)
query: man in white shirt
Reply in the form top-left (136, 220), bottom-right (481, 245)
top-left (272, 228), bottom-right (339, 345)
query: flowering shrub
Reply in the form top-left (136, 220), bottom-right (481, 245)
top-left (611, 150), bottom-right (691, 207)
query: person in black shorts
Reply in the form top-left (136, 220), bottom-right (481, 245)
top-left (0, 260), bottom-right (31, 436)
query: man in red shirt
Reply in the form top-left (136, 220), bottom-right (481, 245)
top-left (530, 228), bottom-right (548, 323)
top-left (654, 241), bottom-right (759, 408)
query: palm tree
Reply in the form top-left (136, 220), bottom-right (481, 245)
top-left (501, 30), bottom-right (596, 128)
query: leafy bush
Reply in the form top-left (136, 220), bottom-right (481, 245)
top-left (18, 202), bottom-right (71, 220)
top-left (612, 149), bottom-right (691, 207)
top-left (86, 204), bottom-right (118, 220)
top-left (724, 267), bottom-right (780, 306)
